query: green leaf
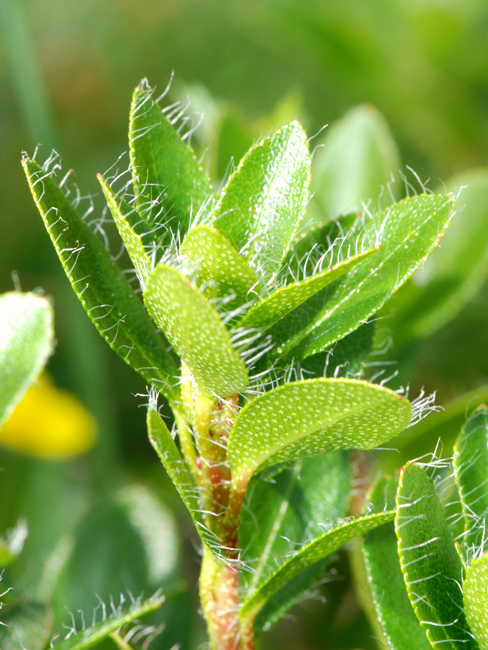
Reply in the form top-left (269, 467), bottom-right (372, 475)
top-left (98, 173), bottom-right (153, 284)
top-left (362, 476), bottom-right (431, 650)
top-left (180, 225), bottom-right (259, 311)
top-left (228, 378), bottom-right (411, 487)
top-left (51, 594), bottom-right (165, 650)
top-left (453, 405), bottom-right (488, 551)
top-left (144, 263), bottom-right (248, 396)
top-left (312, 104), bottom-right (400, 219)
top-left (0, 291), bottom-right (53, 429)
top-left (463, 552), bottom-right (488, 650)
top-left (0, 603), bottom-right (52, 650)
top-left (236, 247), bottom-right (377, 333)
top-left (212, 121), bottom-right (311, 277)
top-left (240, 511), bottom-right (394, 622)
top-left (129, 82), bottom-right (215, 239)
top-left (22, 158), bottom-right (180, 401)
top-left (0, 520), bottom-right (27, 567)
top-left (240, 452), bottom-right (351, 630)
top-left (271, 194), bottom-right (455, 362)
top-left (53, 485), bottom-right (179, 620)
top-left (395, 462), bottom-right (477, 649)
top-left (147, 407), bottom-right (222, 557)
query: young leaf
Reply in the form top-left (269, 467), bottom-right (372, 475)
top-left (236, 247), bottom-right (377, 333)
top-left (240, 452), bottom-right (351, 629)
top-left (453, 405), bottom-right (488, 551)
top-left (396, 463), bottom-right (477, 649)
top-left (362, 476), bottom-right (431, 650)
top-left (240, 511), bottom-right (394, 623)
top-left (463, 552), bottom-right (488, 650)
top-left (180, 225), bottom-right (259, 310)
top-left (129, 83), bottom-right (215, 239)
top-left (271, 194), bottom-right (455, 362)
top-left (212, 121), bottom-right (311, 277)
top-left (312, 104), bottom-right (400, 219)
top-left (228, 378), bottom-right (411, 488)
top-left (0, 292), bottom-right (53, 429)
top-left (22, 158), bottom-right (180, 401)
top-left (97, 174), bottom-right (153, 284)
top-left (144, 263), bottom-right (248, 397)
top-left (50, 594), bottom-right (164, 650)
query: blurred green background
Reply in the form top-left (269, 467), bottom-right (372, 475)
top-left (2, 1), bottom-right (488, 648)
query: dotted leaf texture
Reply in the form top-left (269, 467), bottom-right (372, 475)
top-left (268, 194), bottom-right (455, 363)
top-left (463, 552), bottom-right (488, 650)
top-left (228, 378), bottom-right (411, 488)
top-left (180, 224), bottom-right (259, 312)
top-left (453, 405), bottom-right (488, 553)
top-left (240, 452), bottom-right (351, 631)
top-left (23, 158), bottom-right (180, 402)
top-left (212, 121), bottom-right (311, 278)
top-left (129, 82), bottom-right (215, 241)
top-left (240, 510), bottom-right (395, 624)
top-left (395, 462), bottom-right (478, 649)
top-left (144, 263), bottom-right (248, 397)
top-left (0, 292), bottom-right (54, 429)
top-left (362, 476), bottom-right (431, 650)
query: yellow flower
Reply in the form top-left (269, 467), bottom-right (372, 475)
top-left (0, 374), bottom-right (97, 460)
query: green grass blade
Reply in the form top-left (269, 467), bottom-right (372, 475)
top-left (144, 263), bottom-right (248, 397)
top-left (213, 121), bottom-right (311, 278)
top-left (129, 83), bottom-right (215, 240)
top-left (228, 378), bottom-right (411, 487)
top-left (396, 462), bottom-right (477, 649)
top-left (23, 158), bottom-right (180, 401)
top-left (0, 292), bottom-right (54, 428)
top-left (463, 553), bottom-right (488, 650)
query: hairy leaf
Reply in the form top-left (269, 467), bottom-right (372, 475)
top-left (144, 263), bottom-right (248, 396)
top-left (463, 552), bottom-right (488, 650)
top-left (0, 292), bottom-right (53, 429)
top-left (213, 121), bottom-right (311, 277)
top-left (396, 463), bottom-right (476, 649)
top-left (23, 158), bottom-right (180, 401)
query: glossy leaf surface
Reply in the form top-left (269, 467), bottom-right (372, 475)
top-left (228, 378), bottom-right (411, 486)
top-left (23, 158), bottom-right (180, 400)
top-left (213, 121), bottom-right (311, 277)
top-left (0, 292), bottom-right (53, 429)
top-left (144, 263), bottom-right (248, 396)
top-left (129, 83), bottom-right (215, 238)
top-left (396, 463), bottom-right (477, 649)
top-left (463, 552), bottom-right (488, 650)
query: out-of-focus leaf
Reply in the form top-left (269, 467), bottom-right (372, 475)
top-left (240, 511), bottom-right (394, 625)
top-left (453, 405), bottom-right (488, 551)
top-left (180, 225), bottom-right (259, 311)
top-left (270, 195), bottom-right (455, 362)
top-left (129, 82), bottom-right (215, 239)
top-left (386, 168), bottom-right (488, 340)
top-left (213, 122), bottom-right (311, 278)
top-left (463, 552), bottom-right (488, 650)
top-left (22, 158), bottom-right (180, 401)
top-left (0, 603), bottom-right (52, 650)
top-left (0, 291), bottom-right (53, 429)
top-left (240, 452), bottom-right (351, 630)
top-left (396, 463), bottom-right (476, 649)
top-left (312, 105), bottom-right (400, 219)
top-left (362, 476), bottom-right (431, 650)
top-left (228, 378), bottom-right (411, 488)
top-left (144, 263), bottom-right (248, 397)
top-left (0, 520), bottom-right (27, 567)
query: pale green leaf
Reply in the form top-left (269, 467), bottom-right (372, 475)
top-left (22, 158), bottom-right (180, 401)
top-left (0, 291), bottom-right (53, 429)
top-left (213, 121), bottom-right (311, 277)
top-left (453, 406), bottom-right (488, 551)
top-left (228, 378), bottom-right (411, 487)
top-left (312, 104), bottom-right (400, 219)
top-left (396, 463), bottom-right (477, 649)
top-left (144, 263), bottom-right (248, 396)
top-left (180, 224), bottom-right (259, 311)
top-left (463, 552), bottom-right (488, 650)
top-left (129, 82), bottom-right (215, 239)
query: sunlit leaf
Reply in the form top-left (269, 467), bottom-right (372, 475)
top-left (463, 552), bottom-right (488, 650)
